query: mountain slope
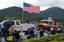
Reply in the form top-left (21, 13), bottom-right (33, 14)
top-left (0, 7), bottom-right (42, 21)
top-left (0, 7), bottom-right (64, 20)
top-left (40, 7), bottom-right (64, 19)
top-left (0, 7), bottom-right (23, 17)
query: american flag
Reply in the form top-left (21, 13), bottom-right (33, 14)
top-left (23, 2), bottom-right (40, 14)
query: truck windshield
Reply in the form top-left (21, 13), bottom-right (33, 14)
top-left (16, 21), bottom-right (20, 25)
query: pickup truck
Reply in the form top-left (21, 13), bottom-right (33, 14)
top-left (0, 20), bottom-right (35, 31)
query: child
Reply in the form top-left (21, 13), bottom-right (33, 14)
top-left (6, 25), bottom-right (15, 42)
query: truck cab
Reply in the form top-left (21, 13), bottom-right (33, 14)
top-left (37, 17), bottom-right (54, 30)
top-left (0, 20), bottom-right (35, 31)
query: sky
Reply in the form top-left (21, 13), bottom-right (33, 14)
top-left (40, 0), bottom-right (64, 10)
top-left (0, 0), bottom-right (38, 9)
top-left (0, 0), bottom-right (64, 11)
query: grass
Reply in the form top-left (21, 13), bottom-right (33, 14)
top-left (18, 34), bottom-right (64, 42)
top-left (49, 40), bottom-right (64, 42)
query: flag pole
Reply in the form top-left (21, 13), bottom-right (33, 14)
top-left (22, 8), bottom-right (24, 23)
top-left (22, 3), bottom-right (25, 23)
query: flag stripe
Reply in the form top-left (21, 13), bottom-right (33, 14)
top-left (23, 2), bottom-right (40, 14)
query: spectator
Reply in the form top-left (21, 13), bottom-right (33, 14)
top-left (30, 27), bottom-right (35, 37)
top-left (13, 30), bottom-right (20, 42)
top-left (50, 27), bottom-right (56, 35)
top-left (34, 29), bottom-right (40, 37)
top-left (40, 28), bottom-right (44, 37)
top-left (27, 28), bottom-right (31, 39)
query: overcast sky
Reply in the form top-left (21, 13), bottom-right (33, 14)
top-left (0, 0), bottom-right (38, 9)
top-left (40, 0), bottom-right (64, 11)
top-left (0, 0), bottom-right (64, 11)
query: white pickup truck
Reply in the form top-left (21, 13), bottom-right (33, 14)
top-left (0, 20), bottom-right (35, 31)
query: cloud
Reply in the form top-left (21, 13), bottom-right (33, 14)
top-left (0, 0), bottom-right (39, 9)
top-left (0, 0), bottom-right (20, 9)
top-left (40, 0), bottom-right (64, 9)
top-left (40, 6), bottom-right (50, 11)
top-left (0, 0), bottom-right (64, 11)
top-left (23, 0), bottom-right (39, 6)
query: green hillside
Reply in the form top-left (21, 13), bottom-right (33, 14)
top-left (0, 7), bottom-right (64, 24)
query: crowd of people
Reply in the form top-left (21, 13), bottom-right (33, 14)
top-left (0, 20), bottom-right (64, 42)
top-left (22, 22), bottom-right (64, 39)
